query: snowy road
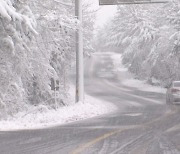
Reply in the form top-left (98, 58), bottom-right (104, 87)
top-left (0, 53), bottom-right (180, 154)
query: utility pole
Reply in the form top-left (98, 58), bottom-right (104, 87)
top-left (75, 0), bottom-right (84, 103)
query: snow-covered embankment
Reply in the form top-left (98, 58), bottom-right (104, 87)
top-left (0, 86), bottom-right (116, 131)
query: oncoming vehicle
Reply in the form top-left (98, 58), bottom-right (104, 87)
top-left (166, 81), bottom-right (180, 105)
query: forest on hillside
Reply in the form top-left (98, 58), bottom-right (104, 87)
top-left (96, 0), bottom-right (180, 88)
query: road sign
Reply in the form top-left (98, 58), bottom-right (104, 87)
top-left (99, 0), bottom-right (168, 5)
top-left (51, 78), bottom-right (60, 91)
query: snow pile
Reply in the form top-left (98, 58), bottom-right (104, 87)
top-left (0, 86), bottom-right (117, 131)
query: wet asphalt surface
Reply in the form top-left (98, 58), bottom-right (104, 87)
top-left (0, 53), bottom-right (180, 154)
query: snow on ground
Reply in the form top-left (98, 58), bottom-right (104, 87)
top-left (0, 86), bottom-right (117, 131)
top-left (110, 53), bottom-right (166, 94)
top-left (122, 79), bottom-right (166, 94)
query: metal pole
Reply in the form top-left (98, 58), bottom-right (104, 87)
top-left (75, 0), bottom-right (84, 103)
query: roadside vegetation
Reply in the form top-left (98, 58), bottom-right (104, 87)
top-left (0, 0), bottom-right (96, 119)
top-left (96, 0), bottom-right (180, 88)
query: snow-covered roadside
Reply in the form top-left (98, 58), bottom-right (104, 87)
top-left (0, 86), bottom-right (117, 131)
top-left (110, 53), bottom-right (166, 94)
top-left (122, 79), bottom-right (166, 94)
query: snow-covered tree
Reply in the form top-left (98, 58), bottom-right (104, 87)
top-left (29, 0), bottom-right (77, 106)
top-left (0, 0), bottom-right (97, 118)
top-left (28, 0), bottom-right (96, 106)
top-left (96, 1), bottom-right (180, 87)
top-left (0, 0), bottom-right (37, 118)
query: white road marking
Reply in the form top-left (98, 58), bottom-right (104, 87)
top-left (124, 113), bottom-right (142, 117)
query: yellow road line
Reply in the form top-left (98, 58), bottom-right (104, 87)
top-left (71, 129), bottom-right (122, 154)
top-left (70, 111), bottom-right (172, 154)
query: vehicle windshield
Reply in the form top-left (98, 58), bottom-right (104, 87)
top-left (173, 81), bottom-right (180, 87)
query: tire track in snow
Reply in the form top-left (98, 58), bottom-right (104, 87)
top-left (160, 136), bottom-right (180, 154)
top-left (109, 131), bottom-right (154, 154)
top-left (146, 136), bottom-right (180, 154)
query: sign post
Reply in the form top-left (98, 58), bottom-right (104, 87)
top-left (99, 0), bottom-right (168, 5)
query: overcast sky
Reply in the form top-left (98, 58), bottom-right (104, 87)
top-left (91, 0), bottom-right (117, 28)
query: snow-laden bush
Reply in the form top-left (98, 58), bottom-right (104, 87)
top-left (0, 0), bottom-right (37, 119)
